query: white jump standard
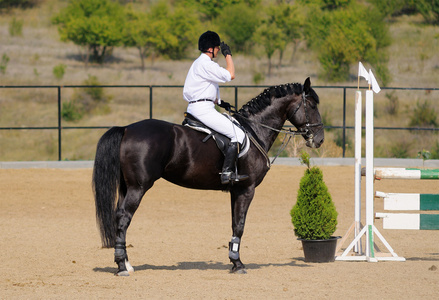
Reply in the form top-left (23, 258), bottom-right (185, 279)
top-left (336, 64), bottom-right (405, 262)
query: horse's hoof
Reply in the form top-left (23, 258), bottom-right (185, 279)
top-left (115, 270), bottom-right (130, 276)
top-left (125, 260), bottom-right (134, 274)
top-left (231, 267), bottom-right (247, 274)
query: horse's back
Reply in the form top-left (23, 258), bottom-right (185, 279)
top-left (119, 119), bottom-right (174, 183)
top-left (119, 119), bottom-right (224, 189)
top-left (121, 119), bottom-right (173, 156)
top-left (125, 118), bottom-right (174, 136)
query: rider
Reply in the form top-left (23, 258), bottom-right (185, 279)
top-left (183, 30), bottom-right (248, 185)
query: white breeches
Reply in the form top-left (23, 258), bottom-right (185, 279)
top-left (187, 102), bottom-right (245, 144)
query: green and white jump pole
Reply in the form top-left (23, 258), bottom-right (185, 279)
top-left (375, 191), bottom-right (439, 211)
top-left (375, 213), bottom-right (439, 230)
top-left (375, 192), bottom-right (439, 230)
top-left (374, 168), bottom-right (439, 180)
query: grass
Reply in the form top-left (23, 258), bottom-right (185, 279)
top-left (0, 3), bottom-right (438, 161)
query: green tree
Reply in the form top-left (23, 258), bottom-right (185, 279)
top-left (122, 9), bottom-right (151, 72)
top-left (52, 0), bottom-right (125, 65)
top-left (264, 2), bottom-right (304, 67)
top-left (305, 3), bottom-right (390, 82)
top-left (298, 0), bottom-right (351, 10)
top-left (415, 0), bottom-right (439, 25)
top-left (321, 0), bottom-right (352, 10)
top-left (254, 22), bottom-right (286, 76)
top-left (217, 3), bottom-right (260, 53)
top-left (163, 5), bottom-right (201, 59)
top-left (0, 0), bottom-right (39, 9)
top-left (368, 0), bottom-right (417, 17)
top-left (123, 2), bottom-right (200, 64)
top-left (180, 0), bottom-right (260, 20)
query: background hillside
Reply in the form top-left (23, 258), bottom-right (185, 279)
top-left (0, 0), bottom-right (438, 161)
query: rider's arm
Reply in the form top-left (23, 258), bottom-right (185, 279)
top-left (225, 54), bottom-right (235, 80)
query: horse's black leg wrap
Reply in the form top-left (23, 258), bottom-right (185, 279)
top-left (228, 236), bottom-right (246, 273)
top-left (229, 236), bottom-right (240, 260)
top-left (114, 242), bottom-right (129, 274)
top-left (114, 242), bottom-right (127, 261)
top-left (113, 241), bottom-right (135, 276)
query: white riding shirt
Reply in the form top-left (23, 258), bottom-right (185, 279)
top-left (183, 53), bottom-right (245, 144)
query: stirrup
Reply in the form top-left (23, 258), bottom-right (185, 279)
top-left (231, 173), bottom-right (249, 182)
top-left (221, 171), bottom-right (249, 184)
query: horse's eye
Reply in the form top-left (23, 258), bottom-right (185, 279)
top-left (307, 99), bottom-right (317, 109)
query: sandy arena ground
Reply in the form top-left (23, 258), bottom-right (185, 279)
top-left (1, 165), bottom-right (438, 299)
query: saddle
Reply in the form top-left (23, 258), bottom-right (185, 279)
top-left (182, 112), bottom-right (249, 158)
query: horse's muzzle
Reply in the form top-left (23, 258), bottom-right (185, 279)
top-left (305, 127), bottom-right (324, 148)
top-left (301, 123), bottom-right (324, 149)
top-left (306, 136), bottom-right (324, 148)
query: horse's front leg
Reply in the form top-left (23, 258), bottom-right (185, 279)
top-left (229, 186), bottom-right (255, 274)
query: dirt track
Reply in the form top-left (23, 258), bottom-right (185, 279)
top-left (1, 166), bottom-right (438, 299)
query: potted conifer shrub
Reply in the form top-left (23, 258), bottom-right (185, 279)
top-left (290, 151), bottom-right (339, 262)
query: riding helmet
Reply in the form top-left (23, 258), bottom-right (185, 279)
top-left (198, 31), bottom-right (221, 52)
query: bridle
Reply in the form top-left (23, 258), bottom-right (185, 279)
top-left (264, 91), bottom-right (323, 164)
top-left (229, 91), bottom-right (324, 165)
top-left (252, 91), bottom-right (323, 140)
top-left (287, 91), bottom-right (324, 141)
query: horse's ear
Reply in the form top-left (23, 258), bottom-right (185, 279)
top-left (304, 77), bottom-right (311, 93)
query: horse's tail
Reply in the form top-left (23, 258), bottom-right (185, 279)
top-left (92, 126), bottom-right (125, 248)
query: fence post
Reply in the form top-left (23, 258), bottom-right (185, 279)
top-left (342, 87), bottom-right (346, 157)
top-left (57, 86), bottom-right (62, 161)
top-left (234, 86), bottom-right (238, 108)
top-left (149, 86), bottom-right (153, 119)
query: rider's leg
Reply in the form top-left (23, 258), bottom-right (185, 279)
top-left (187, 102), bottom-right (245, 143)
top-left (188, 104), bottom-right (248, 184)
top-left (221, 142), bottom-right (248, 184)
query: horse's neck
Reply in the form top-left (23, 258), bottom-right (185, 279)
top-left (245, 97), bottom-right (289, 152)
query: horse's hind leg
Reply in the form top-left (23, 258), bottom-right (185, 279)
top-left (114, 186), bottom-right (146, 276)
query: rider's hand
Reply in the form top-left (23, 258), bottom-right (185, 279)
top-left (220, 41), bottom-right (232, 57)
top-left (218, 100), bottom-right (232, 111)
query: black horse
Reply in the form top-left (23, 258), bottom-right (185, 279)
top-left (93, 78), bottom-right (324, 276)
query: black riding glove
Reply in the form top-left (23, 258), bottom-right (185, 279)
top-left (220, 41), bottom-right (232, 57)
top-left (218, 100), bottom-right (232, 111)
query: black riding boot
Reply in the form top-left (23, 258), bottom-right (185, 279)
top-left (221, 142), bottom-right (249, 184)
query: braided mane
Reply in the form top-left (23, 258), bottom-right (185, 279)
top-left (238, 83), bottom-right (304, 118)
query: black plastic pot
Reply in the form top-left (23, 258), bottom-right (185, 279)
top-left (299, 236), bottom-right (341, 263)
